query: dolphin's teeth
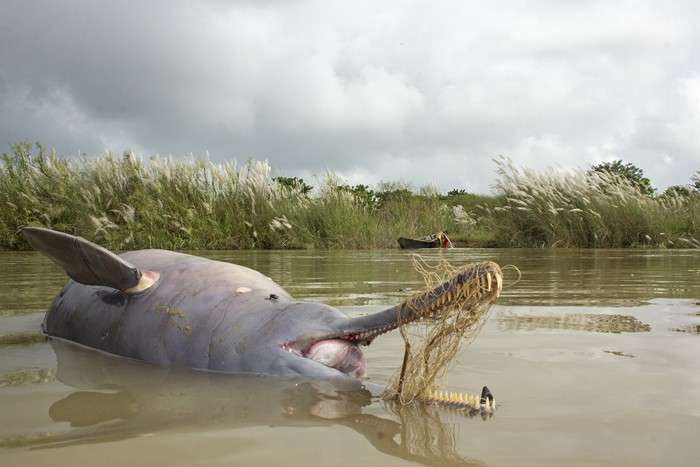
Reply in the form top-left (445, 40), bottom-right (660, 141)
top-left (486, 273), bottom-right (492, 291)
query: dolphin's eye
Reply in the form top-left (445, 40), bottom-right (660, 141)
top-left (268, 294), bottom-right (279, 301)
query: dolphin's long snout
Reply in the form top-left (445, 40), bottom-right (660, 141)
top-left (340, 261), bottom-right (503, 344)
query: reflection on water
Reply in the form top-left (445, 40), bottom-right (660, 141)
top-left (671, 324), bottom-right (700, 334)
top-left (0, 252), bottom-right (66, 317)
top-left (498, 312), bottom-right (652, 333)
top-left (1, 341), bottom-right (484, 466)
top-left (3, 248), bottom-right (700, 316)
top-left (603, 350), bottom-right (635, 358)
top-left (219, 248), bottom-right (700, 307)
top-left (1, 248), bottom-right (699, 466)
top-left (0, 368), bottom-right (56, 388)
top-left (0, 332), bottom-right (46, 346)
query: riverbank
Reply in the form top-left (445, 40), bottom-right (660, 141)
top-left (1, 143), bottom-right (698, 250)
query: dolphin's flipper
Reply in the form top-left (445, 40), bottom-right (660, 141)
top-left (21, 227), bottom-right (144, 292)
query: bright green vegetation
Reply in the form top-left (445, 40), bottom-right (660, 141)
top-left (1, 142), bottom-right (698, 250)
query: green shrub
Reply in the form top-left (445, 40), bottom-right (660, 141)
top-left (0, 143), bottom-right (472, 250)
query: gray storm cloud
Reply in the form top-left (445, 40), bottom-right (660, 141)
top-left (0, 0), bottom-right (698, 192)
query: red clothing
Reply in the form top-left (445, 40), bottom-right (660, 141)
top-left (440, 233), bottom-right (451, 248)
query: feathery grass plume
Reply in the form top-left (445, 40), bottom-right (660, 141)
top-left (382, 256), bottom-right (503, 407)
top-left (484, 156), bottom-right (700, 248)
top-left (0, 142), bottom-right (468, 250)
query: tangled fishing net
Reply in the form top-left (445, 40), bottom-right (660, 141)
top-left (382, 256), bottom-right (506, 408)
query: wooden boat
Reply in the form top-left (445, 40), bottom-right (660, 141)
top-left (397, 236), bottom-right (440, 249)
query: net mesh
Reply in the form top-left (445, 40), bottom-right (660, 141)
top-left (382, 256), bottom-right (503, 405)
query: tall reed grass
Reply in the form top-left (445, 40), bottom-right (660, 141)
top-left (0, 143), bottom-right (464, 250)
top-left (479, 157), bottom-right (700, 248)
top-left (4, 143), bottom-right (696, 250)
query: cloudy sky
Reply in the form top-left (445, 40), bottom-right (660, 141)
top-left (1, 1), bottom-right (699, 192)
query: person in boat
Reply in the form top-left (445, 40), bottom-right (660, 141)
top-left (437, 231), bottom-right (453, 248)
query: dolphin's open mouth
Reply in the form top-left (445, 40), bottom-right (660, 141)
top-left (282, 338), bottom-right (367, 377)
top-left (282, 261), bottom-right (503, 379)
top-left (280, 314), bottom-right (399, 378)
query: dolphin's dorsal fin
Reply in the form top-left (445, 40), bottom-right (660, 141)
top-left (21, 227), bottom-right (149, 292)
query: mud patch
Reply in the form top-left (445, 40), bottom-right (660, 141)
top-left (155, 305), bottom-right (192, 336)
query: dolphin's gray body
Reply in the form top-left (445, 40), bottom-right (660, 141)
top-left (23, 227), bottom-right (501, 384)
top-left (44, 248), bottom-right (364, 378)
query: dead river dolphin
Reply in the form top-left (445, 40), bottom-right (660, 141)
top-left (22, 227), bottom-right (501, 383)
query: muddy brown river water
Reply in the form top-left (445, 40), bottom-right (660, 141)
top-left (1, 249), bottom-right (699, 466)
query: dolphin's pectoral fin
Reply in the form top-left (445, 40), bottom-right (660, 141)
top-left (21, 227), bottom-right (158, 293)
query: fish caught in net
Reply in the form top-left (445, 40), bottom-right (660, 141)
top-left (382, 256), bottom-right (504, 412)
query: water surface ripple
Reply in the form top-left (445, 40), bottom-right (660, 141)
top-left (1, 249), bottom-right (699, 466)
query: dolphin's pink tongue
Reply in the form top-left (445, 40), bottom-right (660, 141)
top-left (305, 339), bottom-right (366, 378)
